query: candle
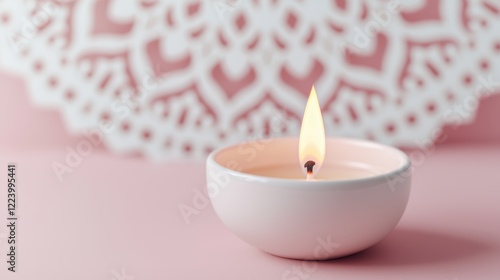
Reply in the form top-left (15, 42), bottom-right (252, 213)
top-left (207, 86), bottom-right (412, 260)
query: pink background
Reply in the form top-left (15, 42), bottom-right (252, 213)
top-left (1, 1), bottom-right (500, 278)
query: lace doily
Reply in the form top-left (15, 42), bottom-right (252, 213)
top-left (1, 0), bottom-right (499, 159)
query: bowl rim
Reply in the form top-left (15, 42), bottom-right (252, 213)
top-left (207, 137), bottom-right (411, 188)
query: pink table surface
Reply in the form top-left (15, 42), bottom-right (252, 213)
top-left (0, 143), bottom-right (499, 280)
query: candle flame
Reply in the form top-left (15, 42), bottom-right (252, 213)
top-left (299, 85), bottom-right (325, 174)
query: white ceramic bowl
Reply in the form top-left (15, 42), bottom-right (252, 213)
top-left (207, 137), bottom-right (411, 260)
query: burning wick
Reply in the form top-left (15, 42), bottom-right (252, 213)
top-left (304, 160), bottom-right (316, 180)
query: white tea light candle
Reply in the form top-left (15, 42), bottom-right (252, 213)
top-left (207, 87), bottom-right (411, 260)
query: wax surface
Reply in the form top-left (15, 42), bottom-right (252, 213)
top-left (244, 163), bottom-right (379, 180)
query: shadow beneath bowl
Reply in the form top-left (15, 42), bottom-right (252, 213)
top-left (323, 227), bottom-right (495, 267)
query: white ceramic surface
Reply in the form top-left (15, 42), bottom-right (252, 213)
top-left (206, 137), bottom-right (411, 260)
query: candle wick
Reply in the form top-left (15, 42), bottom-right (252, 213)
top-left (304, 160), bottom-right (315, 180)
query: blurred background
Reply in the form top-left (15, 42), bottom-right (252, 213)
top-left (1, 2), bottom-right (500, 279)
top-left (1, 0), bottom-right (499, 159)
